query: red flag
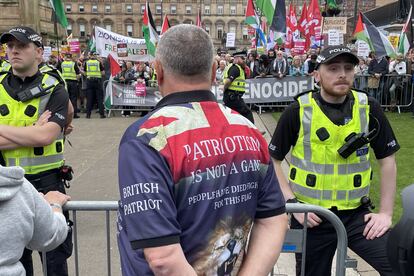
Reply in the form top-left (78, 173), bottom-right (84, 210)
top-left (161, 14), bottom-right (170, 35)
top-left (298, 2), bottom-right (307, 35)
top-left (196, 9), bottom-right (202, 28)
top-left (286, 4), bottom-right (298, 49)
top-left (108, 54), bottom-right (121, 77)
top-left (307, 0), bottom-right (322, 36)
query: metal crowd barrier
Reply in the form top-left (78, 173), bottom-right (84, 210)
top-left (273, 203), bottom-right (350, 276)
top-left (354, 74), bottom-right (413, 113)
top-left (39, 202), bottom-right (350, 276)
top-left (102, 80), bottom-right (157, 118)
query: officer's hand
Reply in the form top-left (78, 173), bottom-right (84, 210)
top-left (293, 212), bottom-right (322, 228)
top-left (44, 191), bottom-right (71, 207)
top-left (35, 110), bottom-right (51, 126)
top-left (363, 213), bottom-right (392, 240)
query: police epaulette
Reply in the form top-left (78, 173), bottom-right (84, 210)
top-left (294, 89), bottom-right (318, 101)
top-left (351, 88), bottom-right (369, 96)
top-left (41, 70), bottom-right (65, 86)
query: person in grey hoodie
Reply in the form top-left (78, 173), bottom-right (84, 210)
top-left (0, 166), bottom-right (71, 276)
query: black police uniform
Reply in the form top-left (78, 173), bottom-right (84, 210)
top-left (83, 59), bottom-right (105, 118)
top-left (0, 70), bottom-right (73, 276)
top-left (58, 61), bottom-right (81, 118)
top-left (223, 63), bottom-right (254, 123)
top-left (269, 90), bottom-right (400, 276)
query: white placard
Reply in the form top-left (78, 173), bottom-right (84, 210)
top-left (356, 40), bottom-right (370, 58)
top-left (42, 46), bottom-right (52, 61)
top-left (328, 30), bottom-right (343, 46)
top-left (226, 33), bottom-right (236, 48)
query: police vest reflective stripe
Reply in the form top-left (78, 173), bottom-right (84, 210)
top-left (223, 64), bottom-right (246, 92)
top-left (0, 73), bottom-right (65, 175)
top-left (61, 61), bottom-right (77, 80)
top-left (0, 61), bottom-right (11, 72)
top-left (289, 90), bottom-right (371, 210)
top-left (40, 64), bottom-right (67, 90)
top-left (86, 59), bottom-right (101, 78)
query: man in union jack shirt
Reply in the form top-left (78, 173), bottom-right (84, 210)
top-left (117, 25), bottom-right (288, 276)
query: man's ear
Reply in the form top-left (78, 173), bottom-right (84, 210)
top-left (313, 70), bottom-right (321, 83)
top-left (154, 59), bottom-right (163, 86)
top-left (211, 61), bottom-right (217, 84)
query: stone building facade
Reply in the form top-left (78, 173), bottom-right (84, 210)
top-left (0, 0), bottom-right (66, 45)
top-left (0, 0), bottom-right (386, 51)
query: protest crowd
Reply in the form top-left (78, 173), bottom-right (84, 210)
top-left (0, 3), bottom-right (414, 276)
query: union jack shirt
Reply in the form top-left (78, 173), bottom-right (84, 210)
top-left (117, 90), bottom-right (285, 276)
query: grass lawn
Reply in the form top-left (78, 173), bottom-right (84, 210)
top-left (272, 111), bottom-right (414, 224)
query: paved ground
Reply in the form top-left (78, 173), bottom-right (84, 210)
top-left (31, 110), bottom-right (379, 275)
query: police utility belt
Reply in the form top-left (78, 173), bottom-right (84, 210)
top-left (225, 89), bottom-right (244, 100)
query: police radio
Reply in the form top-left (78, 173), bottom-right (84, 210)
top-left (337, 129), bottom-right (376, 159)
top-left (17, 84), bottom-right (55, 102)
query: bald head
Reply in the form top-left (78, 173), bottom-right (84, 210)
top-left (156, 24), bottom-right (214, 82)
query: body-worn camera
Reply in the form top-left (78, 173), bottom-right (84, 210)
top-left (338, 129), bottom-right (375, 159)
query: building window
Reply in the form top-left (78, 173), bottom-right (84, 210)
top-left (67, 24), bottom-right (72, 35)
top-left (204, 5), bottom-right (210, 15)
top-left (186, 5), bottom-right (192, 15)
top-left (141, 4), bottom-right (145, 14)
top-left (229, 25), bottom-right (236, 36)
top-left (126, 4), bottom-right (132, 13)
top-left (171, 5), bottom-right (177, 14)
top-left (79, 24), bottom-right (86, 37)
top-left (79, 4), bottom-right (84, 13)
top-left (105, 5), bottom-right (111, 14)
top-left (66, 4), bottom-right (71, 13)
top-left (105, 24), bottom-right (112, 31)
top-left (217, 5), bottom-right (223, 15)
top-left (126, 24), bottom-right (133, 36)
top-left (156, 4), bottom-right (162, 15)
top-left (230, 5), bottom-right (236, 15)
top-left (242, 26), bottom-right (248, 40)
top-left (205, 24), bottom-right (210, 34)
top-left (92, 5), bottom-right (98, 13)
top-left (217, 25), bottom-right (223, 39)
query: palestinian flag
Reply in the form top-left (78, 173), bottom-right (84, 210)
top-left (142, 2), bottom-right (159, 57)
top-left (398, 5), bottom-right (412, 55)
top-left (256, 0), bottom-right (286, 41)
top-left (353, 12), bottom-right (396, 58)
top-left (87, 32), bottom-right (96, 53)
top-left (49, 0), bottom-right (68, 28)
top-left (161, 14), bottom-right (170, 35)
top-left (245, 0), bottom-right (266, 46)
top-left (196, 8), bottom-right (202, 28)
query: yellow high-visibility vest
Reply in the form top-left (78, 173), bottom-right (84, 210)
top-left (289, 90), bottom-right (371, 210)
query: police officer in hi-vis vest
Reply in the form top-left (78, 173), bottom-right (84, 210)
top-left (269, 46), bottom-right (400, 276)
top-left (0, 27), bottom-right (72, 276)
top-left (223, 51), bottom-right (254, 123)
top-left (59, 53), bottom-right (80, 118)
top-left (82, 51), bottom-right (105, 118)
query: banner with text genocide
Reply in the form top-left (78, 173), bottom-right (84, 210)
top-left (106, 76), bottom-right (313, 108)
top-left (212, 76), bottom-right (314, 103)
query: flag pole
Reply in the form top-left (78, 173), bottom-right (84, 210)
top-left (53, 10), bottom-right (60, 59)
top-left (161, 0), bottom-right (163, 33)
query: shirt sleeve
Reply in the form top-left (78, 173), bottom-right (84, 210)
top-left (255, 160), bottom-right (286, 219)
top-left (45, 84), bottom-right (69, 129)
top-left (269, 102), bottom-right (300, 161)
top-left (368, 98), bottom-right (400, 159)
top-left (118, 135), bottom-right (181, 250)
top-left (227, 65), bottom-right (240, 81)
top-left (26, 182), bottom-right (69, 252)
